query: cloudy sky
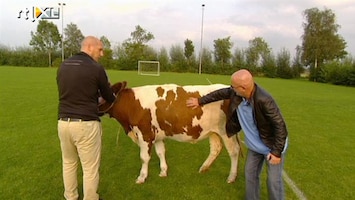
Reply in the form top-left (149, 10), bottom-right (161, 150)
top-left (1, 0), bottom-right (354, 57)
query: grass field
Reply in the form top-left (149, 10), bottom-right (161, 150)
top-left (0, 66), bottom-right (354, 200)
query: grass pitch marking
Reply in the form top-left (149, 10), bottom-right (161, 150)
top-left (283, 170), bottom-right (307, 200)
top-left (241, 141), bottom-right (306, 199)
top-left (206, 78), bottom-right (213, 85)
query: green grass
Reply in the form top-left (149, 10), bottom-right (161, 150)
top-left (1, 66), bottom-right (354, 199)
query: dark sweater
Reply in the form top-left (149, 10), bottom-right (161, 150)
top-left (57, 52), bottom-right (115, 121)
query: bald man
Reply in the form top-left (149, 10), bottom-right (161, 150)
top-left (187, 69), bottom-right (288, 200)
top-left (57, 36), bottom-right (115, 200)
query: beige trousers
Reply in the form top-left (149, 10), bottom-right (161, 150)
top-left (58, 120), bottom-right (102, 200)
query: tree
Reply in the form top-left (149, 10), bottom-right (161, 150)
top-left (113, 43), bottom-right (129, 70)
top-left (245, 37), bottom-right (271, 74)
top-left (0, 45), bottom-right (10, 65)
top-left (213, 36), bottom-right (233, 68)
top-left (291, 45), bottom-right (304, 78)
top-left (157, 47), bottom-right (170, 71)
top-left (184, 39), bottom-right (196, 72)
top-left (169, 45), bottom-right (186, 72)
top-left (184, 39), bottom-right (194, 60)
top-left (100, 36), bottom-right (111, 49)
top-left (142, 46), bottom-right (158, 61)
top-left (129, 25), bottom-right (154, 45)
top-left (64, 23), bottom-right (84, 57)
top-left (120, 25), bottom-right (155, 70)
top-left (301, 7), bottom-right (347, 81)
top-left (261, 53), bottom-right (276, 78)
top-left (200, 47), bottom-right (214, 74)
top-left (99, 36), bottom-right (114, 69)
top-left (276, 48), bottom-right (293, 78)
top-left (30, 20), bottom-right (61, 67)
top-left (232, 48), bottom-right (247, 70)
top-left (245, 47), bottom-right (259, 74)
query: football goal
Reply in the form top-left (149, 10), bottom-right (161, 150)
top-left (138, 61), bottom-right (160, 76)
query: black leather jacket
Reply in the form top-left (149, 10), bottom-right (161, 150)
top-left (198, 83), bottom-right (288, 157)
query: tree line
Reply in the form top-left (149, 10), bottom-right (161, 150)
top-left (0, 7), bottom-right (354, 86)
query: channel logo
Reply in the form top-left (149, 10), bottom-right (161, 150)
top-left (18, 7), bottom-right (60, 22)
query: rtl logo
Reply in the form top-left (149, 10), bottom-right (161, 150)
top-left (18, 7), bottom-right (60, 22)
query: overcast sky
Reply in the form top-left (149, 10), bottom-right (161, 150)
top-left (1, 0), bottom-right (354, 58)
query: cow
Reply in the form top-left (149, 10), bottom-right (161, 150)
top-left (99, 81), bottom-right (241, 184)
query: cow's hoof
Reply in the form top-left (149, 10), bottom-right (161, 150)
top-left (226, 174), bottom-right (237, 183)
top-left (227, 179), bottom-right (236, 184)
top-left (135, 179), bottom-right (145, 184)
top-left (135, 176), bottom-right (146, 184)
top-left (199, 165), bottom-right (209, 173)
top-left (159, 171), bottom-right (167, 177)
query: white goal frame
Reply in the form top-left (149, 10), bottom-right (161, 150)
top-left (138, 61), bottom-right (160, 76)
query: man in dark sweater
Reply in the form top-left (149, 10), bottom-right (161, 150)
top-left (57, 36), bottom-right (115, 200)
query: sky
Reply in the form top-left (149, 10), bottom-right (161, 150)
top-left (1, 0), bottom-right (354, 58)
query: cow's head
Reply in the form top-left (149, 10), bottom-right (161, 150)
top-left (98, 81), bottom-right (127, 114)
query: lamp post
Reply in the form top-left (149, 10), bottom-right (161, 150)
top-left (198, 4), bottom-right (205, 75)
top-left (58, 3), bottom-right (66, 61)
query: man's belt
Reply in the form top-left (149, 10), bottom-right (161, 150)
top-left (59, 118), bottom-right (85, 122)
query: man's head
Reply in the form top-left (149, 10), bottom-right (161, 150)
top-left (230, 69), bottom-right (254, 99)
top-left (80, 36), bottom-right (104, 62)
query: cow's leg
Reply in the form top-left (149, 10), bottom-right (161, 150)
top-left (136, 135), bottom-right (152, 184)
top-left (199, 132), bottom-right (222, 173)
top-left (220, 134), bottom-right (241, 183)
top-left (154, 140), bottom-right (168, 177)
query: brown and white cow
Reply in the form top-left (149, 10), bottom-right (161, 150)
top-left (99, 81), bottom-right (241, 184)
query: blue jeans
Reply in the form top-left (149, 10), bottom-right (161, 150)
top-left (245, 149), bottom-right (285, 200)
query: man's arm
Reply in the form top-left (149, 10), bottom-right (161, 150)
top-left (186, 87), bottom-right (232, 109)
top-left (98, 68), bottom-right (115, 103)
top-left (263, 97), bottom-right (288, 157)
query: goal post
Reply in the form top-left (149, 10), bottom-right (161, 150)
top-left (138, 61), bottom-right (160, 76)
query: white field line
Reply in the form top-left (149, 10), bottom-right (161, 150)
top-left (205, 78), bottom-right (213, 85)
top-left (282, 170), bottom-right (307, 200)
top-left (116, 126), bottom-right (121, 145)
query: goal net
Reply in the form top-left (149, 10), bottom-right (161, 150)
top-left (138, 61), bottom-right (160, 76)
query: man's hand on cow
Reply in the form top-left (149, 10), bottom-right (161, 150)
top-left (98, 97), bottom-right (106, 105)
top-left (186, 97), bottom-right (199, 109)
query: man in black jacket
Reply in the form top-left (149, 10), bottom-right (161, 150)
top-left (57, 36), bottom-right (115, 200)
top-left (186, 69), bottom-right (288, 200)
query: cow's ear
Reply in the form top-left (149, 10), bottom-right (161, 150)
top-left (117, 81), bottom-right (127, 93)
top-left (122, 81), bottom-right (127, 89)
top-left (112, 81), bottom-right (127, 94)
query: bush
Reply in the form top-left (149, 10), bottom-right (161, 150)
top-left (52, 58), bottom-right (63, 68)
top-left (324, 61), bottom-right (355, 86)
